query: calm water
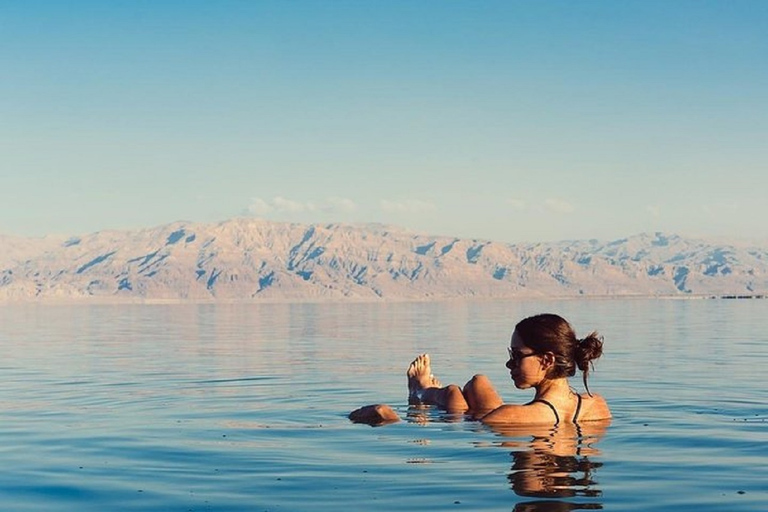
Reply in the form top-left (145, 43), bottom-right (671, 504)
top-left (0, 299), bottom-right (766, 511)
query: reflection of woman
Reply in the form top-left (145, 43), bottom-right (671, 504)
top-left (509, 448), bottom-right (601, 498)
top-left (511, 500), bottom-right (602, 512)
top-left (491, 421), bottom-right (608, 510)
top-left (350, 313), bottom-right (610, 425)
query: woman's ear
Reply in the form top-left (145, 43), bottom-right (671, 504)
top-left (540, 351), bottom-right (556, 370)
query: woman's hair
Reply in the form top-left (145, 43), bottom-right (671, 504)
top-left (514, 313), bottom-right (603, 395)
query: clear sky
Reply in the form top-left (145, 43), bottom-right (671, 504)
top-left (2, 1), bottom-right (767, 243)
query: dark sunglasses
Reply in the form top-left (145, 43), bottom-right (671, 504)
top-left (507, 347), bottom-right (539, 366)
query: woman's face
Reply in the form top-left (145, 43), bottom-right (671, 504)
top-left (506, 330), bottom-right (544, 389)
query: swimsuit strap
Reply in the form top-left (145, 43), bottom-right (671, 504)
top-left (529, 398), bottom-right (560, 426)
top-left (573, 393), bottom-right (583, 423)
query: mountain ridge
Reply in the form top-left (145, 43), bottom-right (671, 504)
top-left (1, 218), bottom-right (766, 302)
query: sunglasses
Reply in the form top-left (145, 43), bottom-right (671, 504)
top-left (507, 347), bottom-right (539, 366)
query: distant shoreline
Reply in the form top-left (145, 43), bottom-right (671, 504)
top-left (1, 294), bottom-right (765, 306)
top-left (3, 219), bottom-right (766, 302)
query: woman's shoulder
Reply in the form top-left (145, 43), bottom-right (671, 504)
top-left (479, 401), bottom-right (560, 425)
top-left (578, 392), bottom-right (612, 421)
top-left (479, 393), bottom-right (611, 426)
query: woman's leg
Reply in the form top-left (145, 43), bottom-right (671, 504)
top-left (407, 354), bottom-right (469, 412)
top-left (463, 374), bottom-right (504, 417)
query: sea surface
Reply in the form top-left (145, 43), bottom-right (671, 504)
top-left (0, 299), bottom-right (766, 511)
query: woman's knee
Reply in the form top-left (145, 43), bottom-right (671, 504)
top-left (463, 374), bottom-right (501, 411)
top-left (465, 374), bottom-right (491, 389)
top-left (445, 384), bottom-right (464, 399)
top-left (443, 384), bottom-right (469, 411)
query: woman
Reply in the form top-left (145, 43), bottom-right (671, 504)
top-left (350, 313), bottom-right (611, 425)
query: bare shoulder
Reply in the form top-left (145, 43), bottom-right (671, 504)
top-left (479, 404), bottom-right (524, 424)
top-left (579, 393), bottom-right (612, 421)
top-left (479, 402), bottom-right (557, 426)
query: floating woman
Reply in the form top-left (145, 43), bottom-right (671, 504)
top-left (350, 313), bottom-right (611, 425)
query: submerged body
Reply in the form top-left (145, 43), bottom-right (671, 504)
top-left (406, 353), bottom-right (610, 425)
top-left (351, 313), bottom-right (611, 426)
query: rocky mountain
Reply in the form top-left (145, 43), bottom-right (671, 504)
top-left (1, 218), bottom-right (766, 301)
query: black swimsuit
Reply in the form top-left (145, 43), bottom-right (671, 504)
top-left (529, 393), bottom-right (583, 426)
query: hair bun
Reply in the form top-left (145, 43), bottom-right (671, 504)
top-left (575, 332), bottom-right (604, 371)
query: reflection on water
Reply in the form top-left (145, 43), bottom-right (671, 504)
top-left (497, 422), bottom-right (608, 510)
top-left (406, 405), bottom-right (608, 510)
top-left (512, 501), bottom-right (602, 511)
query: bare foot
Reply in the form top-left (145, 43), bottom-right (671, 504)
top-left (407, 354), bottom-right (441, 401)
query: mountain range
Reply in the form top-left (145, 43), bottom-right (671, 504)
top-left (1, 218), bottom-right (766, 302)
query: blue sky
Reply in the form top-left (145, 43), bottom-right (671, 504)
top-left (2, 1), bottom-right (767, 242)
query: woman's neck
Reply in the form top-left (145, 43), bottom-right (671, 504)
top-left (534, 377), bottom-right (571, 401)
